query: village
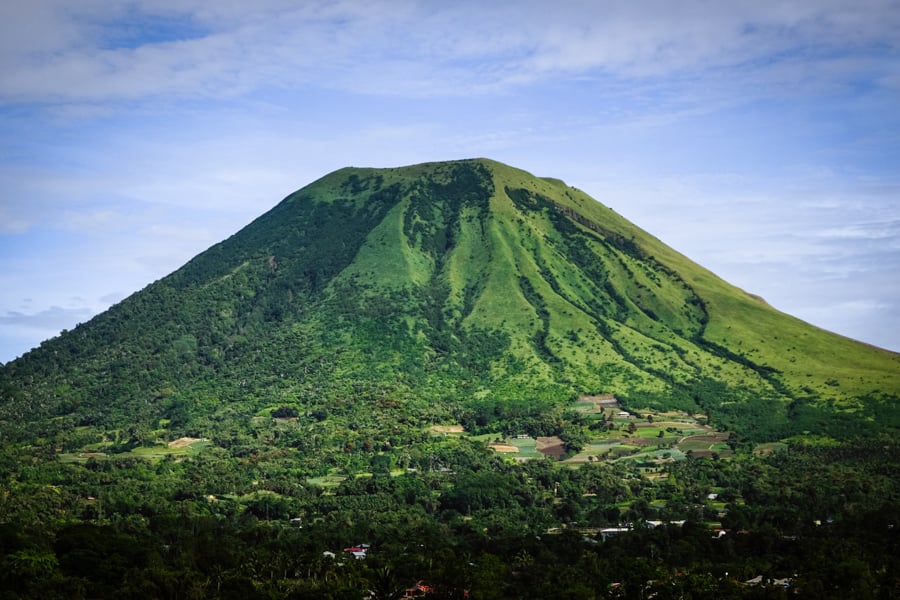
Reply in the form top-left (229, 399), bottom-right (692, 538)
top-left (475, 395), bottom-right (734, 468)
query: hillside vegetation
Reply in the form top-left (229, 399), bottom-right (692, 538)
top-left (0, 158), bottom-right (898, 598)
top-left (2, 159), bottom-right (896, 443)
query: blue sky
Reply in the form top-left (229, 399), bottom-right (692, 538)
top-left (1, 0), bottom-right (899, 363)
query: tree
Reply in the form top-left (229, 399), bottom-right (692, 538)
top-left (271, 406), bottom-right (298, 419)
top-left (2, 548), bottom-right (59, 582)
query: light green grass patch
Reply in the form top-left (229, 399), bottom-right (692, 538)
top-left (507, 436), bottom-right (542, 458)
top-left (651, 448), bottom-right (686, 460)
top-left (678, 440), bottom-right (715, 452)
top-left (753, 441), bottom-right (788, 454)
top-left (307, 473), bottom-right (347, 488)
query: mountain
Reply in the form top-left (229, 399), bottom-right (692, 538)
top-left (2, 158), bottom-right (899, 598)
top-left (2, 158), bottom-right (898, 444)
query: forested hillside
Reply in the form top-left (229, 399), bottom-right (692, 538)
top-left (1, 158), bottom-right (898, 598)
top-left (2, 159), bottom-right (897, 442)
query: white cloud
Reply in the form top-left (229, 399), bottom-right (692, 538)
top-left (0, 305), bottom-right (93, 329)
top-left (3, 0), bottom-right (898, 103)
top-left (816, 221), bottom-right (900, 240)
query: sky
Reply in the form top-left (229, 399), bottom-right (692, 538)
top-left (1, 0), bottom-right (899, 363)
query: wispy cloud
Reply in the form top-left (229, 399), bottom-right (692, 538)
top-left (816, 219), bottom-right (900, 241)
top-left (2, 1), bottom-right (898, 104)
top-left (0, 305), bottom-right (93, 363)
top-left (0, 305), bottom-right (93, 330)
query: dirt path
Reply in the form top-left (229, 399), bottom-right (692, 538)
top-left (489, 443), bottom-right (519, 453)
top-left (168, 437), bottom-right (204, 448)
top-left (431, 425), bottom-right (464, 433)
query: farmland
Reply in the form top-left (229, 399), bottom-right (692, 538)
top-left (463, 397), bottom-right (734, 466)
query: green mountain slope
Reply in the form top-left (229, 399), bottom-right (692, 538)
top-left (2, 159), bottom-right (900, 599)
top-left (1, 158), bottom-right (898, 444)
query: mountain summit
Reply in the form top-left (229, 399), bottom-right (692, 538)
top-left (2, 158), bottom-right (898, 442)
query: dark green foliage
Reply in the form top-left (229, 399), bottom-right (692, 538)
top-left (440, 471), bottom-right (523, 513)
top-left (404, 162), bottom-right (492, 264)
top-left (0, 435), bottom-right (897, 598)
top-left (271, 406), bottom-right (298, 419)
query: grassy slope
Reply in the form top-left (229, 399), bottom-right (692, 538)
top-left (324, 159), bottom-right (899, 413)
top-left (291, 158), bottom-right (894, 443)
top-left (514, 159), bottom-right (900, 405)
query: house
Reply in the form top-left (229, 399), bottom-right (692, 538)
top-left (743, 575), bottom-right (791, 589)
top-left (645, 520), bottom-right (685, 529)
top-left (344, 544), bottom-right (369, 559)
top-left (599, 527), bottom-right (631, 541)
top-left (402, 580), bottom-right (433, 598)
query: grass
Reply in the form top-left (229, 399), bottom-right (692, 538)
top-left (306, 472), bottom-right (347, 488)
top-left (506, 436), bottom-right (542, 459)
top-left (328, 158), bottom-right (899, 437)
top-left (754, 442), bottom-right (788, 455)
top-left (58, 438), bottom-right (211, 463)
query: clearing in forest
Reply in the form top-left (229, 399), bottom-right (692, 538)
top-left (168, 437), bottom-right (205, 448)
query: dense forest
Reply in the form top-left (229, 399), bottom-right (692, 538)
top-left (1, 428), bottom-right (898, 599)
